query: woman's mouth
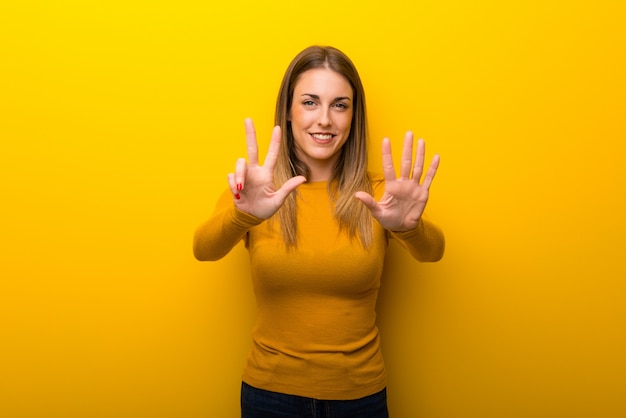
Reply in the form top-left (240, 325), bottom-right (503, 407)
top-left (310, 133), bottom-right (334, 143)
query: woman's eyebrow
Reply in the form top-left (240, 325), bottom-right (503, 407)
top-left (300, 93), bottom-right (352, 101)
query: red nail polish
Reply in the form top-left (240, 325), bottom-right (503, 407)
top-left (235, 193), bottom-right (240, 200)
top-left (236, 183), bottom-right (243, 191)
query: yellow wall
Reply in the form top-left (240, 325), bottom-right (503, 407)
top-left (1, 1), bottom-right (625, 417)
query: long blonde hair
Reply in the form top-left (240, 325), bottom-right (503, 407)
top-left (273, 45), bottom-right (373, 248)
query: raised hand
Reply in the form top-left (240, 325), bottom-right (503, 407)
top-left (355, 131), bottom-right (439, 232)
top-left (227, 118), bottom-right (306, 219)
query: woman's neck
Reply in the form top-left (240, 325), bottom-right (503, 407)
top-left (308, 169), bottom-right (332, 182)
top-left (301, 155), bottom-right (338, 182)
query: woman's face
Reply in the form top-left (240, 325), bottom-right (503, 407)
top-left (289, 68), bottom-right (354, 178)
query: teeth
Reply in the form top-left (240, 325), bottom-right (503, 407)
top-left (312, 133), bottom-right (332, 140)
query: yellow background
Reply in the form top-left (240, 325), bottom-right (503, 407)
top-left (1, 1), bottom-right (625, 417)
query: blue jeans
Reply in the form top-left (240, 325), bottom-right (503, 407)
top-left (241, 382), bottom-right (389, 418)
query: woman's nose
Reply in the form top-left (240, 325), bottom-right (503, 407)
top-left (317, 108), bottom-right (332, 126)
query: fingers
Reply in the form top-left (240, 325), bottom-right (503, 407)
top-left (412, 137), bottom-right (439, 189)
top-left (400, 131), bottom-right (414, 180)
top-left (239, 118), bottom-right (280, 195)
top-left (384, 132), bottom-right (439, 189)
top-left (227, 173), bottom-right (240, 200)
top-left (412, 138), bottom-right (425, 183)
top-left (233, 157), bottom-right (247, 192)
top-left (230, 157), bottom-right (247, 199)
top-left (244, 118), bottom-right (259, 166)
top-left (381, 138), bottom-right (397, 182)
top-left (421, 154), bottom-right (440, 190)
top-left (263, 125), bottom-right (282, 170)
top-left (245, 118), bottom-right (282, 171)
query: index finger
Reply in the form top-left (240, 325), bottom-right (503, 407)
top-left (244, 118), bottom-right (259, 166)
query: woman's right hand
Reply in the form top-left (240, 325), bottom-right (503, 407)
top-left (227, 118), bottom-right (307, 219)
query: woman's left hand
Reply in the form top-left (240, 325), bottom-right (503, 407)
top-left (355, 131), bottom-right (439, 232)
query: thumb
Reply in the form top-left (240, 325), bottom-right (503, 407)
top-left (354, 191), bottom-right (381, 217)
top-left (275, 175), bottom-right (307, 201)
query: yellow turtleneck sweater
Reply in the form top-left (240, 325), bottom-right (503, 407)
top-left (193, 174), bottom-right (444, 400)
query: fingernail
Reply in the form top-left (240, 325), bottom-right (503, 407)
top-left (235, 193), bottom-right (240, 200)
top-left (236, 183), bottom-right (243, 191)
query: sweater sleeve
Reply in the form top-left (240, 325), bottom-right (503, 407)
top-left (193, 189), bottom-right (265, 261)
top-left (389, 217), bottom-right (445, 262)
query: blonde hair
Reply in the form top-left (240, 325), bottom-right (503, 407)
top-left (273, 45), bottom-right (373, 248)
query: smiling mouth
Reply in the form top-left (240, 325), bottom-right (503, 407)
top-left (310, 133), bottom-right (334, 142)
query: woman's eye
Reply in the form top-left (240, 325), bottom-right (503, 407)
top-left (333, 102), bottom-right (348, 110)
top-left (302, 100), bottom-right (316, 106)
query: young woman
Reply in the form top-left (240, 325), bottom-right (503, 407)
top-left (193, 45), bottom-right (445, 418)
